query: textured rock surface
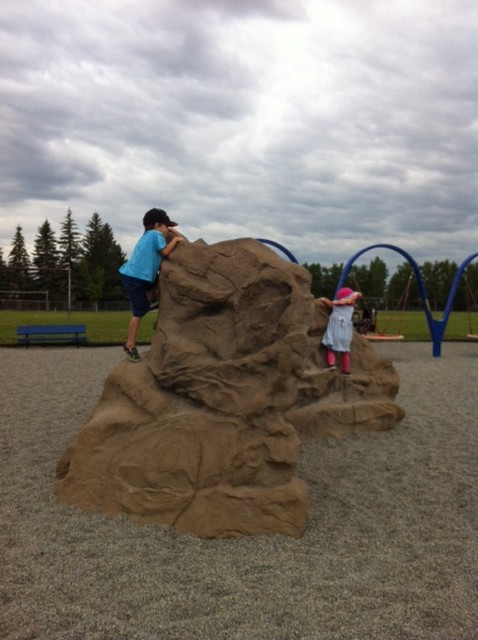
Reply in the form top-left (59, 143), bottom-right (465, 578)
top-left (53, 238), bottom-right (405, 538)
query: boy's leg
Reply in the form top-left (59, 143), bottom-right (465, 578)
top-left (146, 284), bottom-right (160, 311)
top-left (126, 316), bottom-right (141, 350)
top-left (146, 275), bottom-right (159, 305)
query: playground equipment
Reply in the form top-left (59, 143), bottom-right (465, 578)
top-left (350, 269), bottom-right (413, 341)
top-left (463, 275), bottom-right (478, 340)
top-left (337, 244), bottom-right (478, 357)
top-left (256, 238), bottom-right (299, 264)
top-left (256, 238), bottom-right (478, 357)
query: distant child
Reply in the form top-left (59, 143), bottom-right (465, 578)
top-left (119, 208), bottom-right (184, 362)
top-left (319, 287), bottom-right (362, 375)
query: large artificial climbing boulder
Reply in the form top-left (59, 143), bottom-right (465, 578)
top-left (53, 238), bottom-right (404, 538)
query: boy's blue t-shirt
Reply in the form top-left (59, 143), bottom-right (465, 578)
top-left (119, 230), bottom-right (167, 283)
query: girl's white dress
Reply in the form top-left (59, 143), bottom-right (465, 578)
top-left (322, 304), bottom-right (354, 352)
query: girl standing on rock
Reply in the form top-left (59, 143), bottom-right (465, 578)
top-left (320, 287), bottom-right (362, 376)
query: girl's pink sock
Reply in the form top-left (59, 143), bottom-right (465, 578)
top-left (327, 350), bottom-right (336, 366)
top-left (341, 352), bottom-right (351, 373)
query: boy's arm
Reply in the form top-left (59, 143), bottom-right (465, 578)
top-left (161, 234), bottom-right (184, 257)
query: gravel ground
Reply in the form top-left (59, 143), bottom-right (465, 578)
top-left (1, 342), bottom-right (477, 640)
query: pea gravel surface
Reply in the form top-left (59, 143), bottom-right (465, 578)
top-left (1, 342), bottom-right (477, 640)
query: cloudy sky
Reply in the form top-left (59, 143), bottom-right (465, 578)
top-left (1, 0), bottom-right (476, 271)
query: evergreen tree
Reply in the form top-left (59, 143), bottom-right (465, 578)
top-left (0, 245), bottom-right (9, 292)
top-left (78, 212), bottom-right (126, 304)
top-left (32, 220), bottom-right (61, 300)
top-left (77, 212), bottom-right (106, 305)
top-left (33, 220), bottom-right (58, 269)
top-left (58, 208), bottom-right (82, 267)
top-left (7, 225), bottom-right (33, 292)
top-left (101, 222), bottom-right (126, 300)
top-left (58, 208), bottom-right (83, 301)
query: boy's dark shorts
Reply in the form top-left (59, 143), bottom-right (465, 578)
top-left (120, 274), bottom-right (156, 317)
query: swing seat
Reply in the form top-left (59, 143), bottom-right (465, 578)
top-left (364, 333), bottom-right (404, 341)
top-left (353, 308), bottom-right (404, 340)
top-left (467, 334), bottom-right (478, 340)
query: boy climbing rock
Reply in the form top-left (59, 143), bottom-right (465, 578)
top-left (119, 208), bottom-right (184, 362)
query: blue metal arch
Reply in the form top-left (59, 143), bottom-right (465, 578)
top-left (337, 243), bottom-right (428, 307)
top-left (256, 238), bottom-right (299, 264)
top-left (337, 244), bottom-right (478, 357)
top-left (444, 253), bottom-right (478, 319)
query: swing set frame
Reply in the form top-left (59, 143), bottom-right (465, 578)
top-left (336, 244), bottom-right (478, 357)
top-left (464, 276), bottom-right (478, 340)
top-left (255, 239), bottom-right (477, 356)
top-left (351, 271), bottom-right (415, 341)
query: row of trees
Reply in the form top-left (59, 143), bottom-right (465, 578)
top-left (0, 209), bottom-right (476, 310)
top-left (0, 209), bottom-right (126, 305)
top-left (304, 256), bottom-right (478, 311)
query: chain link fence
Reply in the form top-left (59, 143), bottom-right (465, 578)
top-left (0, 298), bottom-right (130, 312)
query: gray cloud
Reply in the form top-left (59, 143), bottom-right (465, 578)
top-left (0, 0), bottom-right (476, 272)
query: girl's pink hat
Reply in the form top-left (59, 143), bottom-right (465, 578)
top-left (337, 287), bottom-right (353, 299)
top-left (337, 287), bottom-right (361, 300)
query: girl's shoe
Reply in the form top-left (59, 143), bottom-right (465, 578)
top-left (323, 365), bottom-right (337, 371)
top-left (123, 345), bottom-right (141, 362)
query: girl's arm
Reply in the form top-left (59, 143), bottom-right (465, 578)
top-left (318, 296), bottom-right (334, 308)
top-left (333, 292), bottom-right (362, 306)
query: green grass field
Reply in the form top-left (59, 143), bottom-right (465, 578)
top-left (369, 309), bottom-right (478, 340)
top-left (0, 309), bottom-right (477, 345)
top-left (0, 311), bottom-right (154, 345)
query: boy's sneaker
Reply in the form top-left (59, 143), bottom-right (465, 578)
top-left (123, 345), bottom-right (141, 362)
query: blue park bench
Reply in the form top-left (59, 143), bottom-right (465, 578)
top-left (17, 324), bottom-right (87, 348)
